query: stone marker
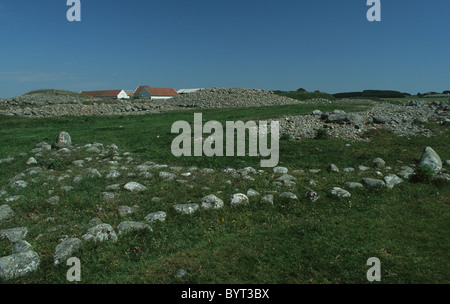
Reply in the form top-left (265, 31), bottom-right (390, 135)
top-left (54, 131), bottom-right (72, 149)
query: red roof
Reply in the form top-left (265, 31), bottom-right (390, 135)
top-left (81, 90), bottom-right (123, 97)
top-left (134, 86), bottom-right (179, 96)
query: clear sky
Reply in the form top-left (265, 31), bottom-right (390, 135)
top-left (0, 0), bottom-right (449, 98)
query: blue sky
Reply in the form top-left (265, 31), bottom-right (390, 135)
top-left (0, 0), bottom-right (449, 98)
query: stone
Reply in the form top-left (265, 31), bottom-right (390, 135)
top-left (305, 189), bottom-right (320, 202)
top-left (0, 250), bottom-right (40, 280)
top-left (101, 192), bottom-right (115, 201)
top-left (0, 227), bottom-right (28, 243)
top-left (372, 116), bottom-right (387, 124)
top-left (106, 170), bottom-right (121, 179)
top-left (397, 166), bottom-right (415, 179)
top-left (372, 158), bottom-right (386, 169)
top-left (175, 269), bottom-right (187, 279)
top-left (0, 205), bottom-right (14, 222)
top-left (418, 147), bottom-right (442, 174)
top-left (145, 211), bottom-right (167, 223)
top-left (159, 171), bottom-right (176, 181)
top-left (82, 224), bottom-right (118, 243)
top-left (261, 194), bottom-right (274, 205)
top-left (273, 166), bottom-right (288, 174)
top-left (54, 131), bottom-right (72, 149)
top-left (173, 204), bottom-right (200, 214)
top-left (4, 195), bottom-right (24, 203)
top-left (117, 221), bottom-right (152, 235)
top-left (54, 238), bottom-right (82, 266)
top-left (358, 165), bottom-right (370, 171)
top-left (13, 240), bottom-right (33, 253)
top-left (343, 167), bottom-right (355, 173)
top-left (331, 187), bottom-right (351, 198)
top-left (246, 189), bottom-right (260, 198)
top-left (279, 192), bottom-right (298, 200)
top-left (86, 168), bottom-right (102, 178)
top-left (26, 157), bottom-right (37, 165)
top-left (230, 193), bottom-right (249, 207)
top-left (87, 217), bottom-right (102, 227)
top-left (362, 178), bottom-right (386, 188)
top-left (384, 174), bottom-right (403, 189)
top-left (327, 164), bottom-right (339, 173)
top-left (344, 182), bottom-right (364, 189)
top-left (201, 194), bottom-right (224, 210)
top-left (123, 182), bottom-right (147, 192)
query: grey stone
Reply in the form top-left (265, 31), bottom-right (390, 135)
top-left (343, 167), bottom-right (355, 173)
top-left (26, 157), bottom-right (37, 165)
top-left (173, 203), bottom-right (200, 214)
top-left (86, 168), bottom-right (102, 178)
top-left (13, 240), bottom-right (33, 253)
top-left (54, 131), bottom-right (72, 149)
top-left (331, 187), bottom-right (351, 198)
top-left (418, 146), bottom-right (442, 174)
top-left (230, 193), bottom-right (249, 206)
top-left (279, 192), bottom-right (298, 200)
top-left (327, 164), bottom-right (339, 173)
top-left (47, 196), bottom-right (60, 205)
top-left (82, 224), bottom-right (118, 243)
top-left (362, 178), bottom-right (386, 188)
top-left (0, 250), bottom-right (40, 280)
top-left (305, 189), bottom-right (320, 202)
top-left (0, 205), bottom-right (14, 222)
top-left (372, 158), bottom-right (386, 169)
top-left (118, 221), bottom-right (152, 235)
top-left (4, 195), bottom-right (24, 203)
top-left (384, 174), bottom-right (403, 189)
top-left (273, 167), bottom-right (288, 174)
top-left (54, 238), bottom-right (82, 266)
top-left (261, 194), bottom-right (274, 205)
top-left (201, 194), bottom-right (224, 210)
top-left (145, 211), bottom-right (167, 223)
top-left (0, 227), bottom-right (28, 243)
top-left (397, 166), bottom-right (415, 179)
top-left (372, 116), bottom-right (387, 124)
top-left (344, 182), bottom-right (364, 189)
top-left (101, 192), bottom-right (115, 201)
top-left (159, 171), bottom-right (176, 181)
top-left (246, 189), bottom-right (260, 198)
top-left (123, 182), bottom-right (147, 192)
top-left (106, 170), bottom-right (121, 179)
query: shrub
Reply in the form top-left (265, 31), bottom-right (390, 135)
top-left (410, 165), bottom-right (435, 183)
top-left (314, 128), bottom-right (329, 140)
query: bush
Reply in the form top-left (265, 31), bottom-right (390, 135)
top-left (410, 165), bottom-right (435, 183)
top-left (280, 132), bottom-right (292, 141)
top-left (314, 128), bottom-right (329, 140)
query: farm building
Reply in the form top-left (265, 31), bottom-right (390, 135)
top-left (134, 86), bottom-right (179, 100)
top-left (81, 90), bottom-right (130, 100)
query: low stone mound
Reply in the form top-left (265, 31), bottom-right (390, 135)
top-left (171, 88), bottom-right (304, 108)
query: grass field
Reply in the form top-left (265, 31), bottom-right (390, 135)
top-left (0, 102), bottom-right (449, 284)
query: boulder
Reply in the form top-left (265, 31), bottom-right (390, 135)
top-left (173, 204), bottom-right (200, 214)
top-left (0, 205), bottom-right (14, 222)
top-left (54, 131), bottom-right (72, 149)
top-left (82, 224), bottom-right (118, 243)
top-left (230, 193), bottom-right (249, 207)
top-left (331, 187), bottom-right (351, 198)
top-left (54, 238), bottom-right (82, 266)
top-left (117, 221), bottom-right (152, 235)
top-left (362, 178), bottom-right (386, 188)
top-left (0, 250), bottom-right (40, 280)
top-left (418, 147), bottom-right (442, 174)
top-left (201, 194), bottom-right (224, 210)
top-left (145, 211), bottom-right (167, 223)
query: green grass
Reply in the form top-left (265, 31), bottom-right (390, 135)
top-left (0, 103), bottom-right (449, 284)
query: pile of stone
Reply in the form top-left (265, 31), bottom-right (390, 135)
top-left (276, 100), bottom-right (449, 141)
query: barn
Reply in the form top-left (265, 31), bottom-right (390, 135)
top-left (134, 86), bottom-right (179, 100)
top-left (81, 90), bottom-right (130, 100)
